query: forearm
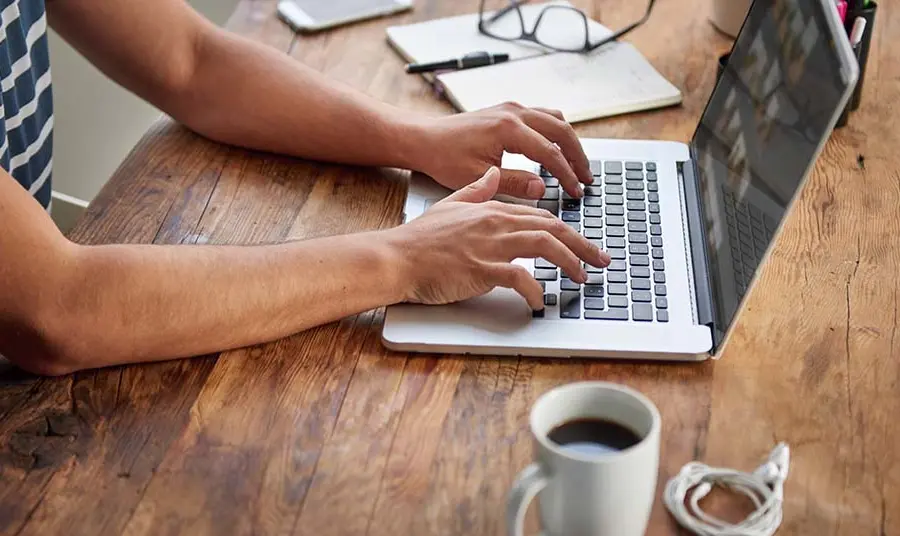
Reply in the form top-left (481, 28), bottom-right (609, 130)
top-left (166, 30), bottom-right (428, 170)
top-left (7, 231), bottom-right (407, 374)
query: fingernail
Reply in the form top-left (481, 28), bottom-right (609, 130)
top-left (580, 268), bottom-right (589, 281)
top-left (584, 175), bottom-right (594, 184)
top-left (598, 250), bottom-right (611, 265)
top-left (526, 181), bottom-right (544, 198)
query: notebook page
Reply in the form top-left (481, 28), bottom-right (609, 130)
top-left (436, 43), bottom-right (682, 122)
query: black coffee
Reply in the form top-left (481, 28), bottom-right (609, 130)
top-left (547, 418), bottom-right (642, 456)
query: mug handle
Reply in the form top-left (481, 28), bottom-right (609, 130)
top-left (507, 463), bottom-right (549, 536)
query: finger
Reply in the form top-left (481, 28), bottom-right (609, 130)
top-left (491, 264), bottom-right (545, 310)
top-left (443, 166), bottom-right (501, 204)
top-left (501, 121), bottom-right (583, 199)
top-left (509, 215), bottom-right (611, 268)
top-left (533, 107), bottom-right (565, 121)
top-left (497, 169), bottom-right (546, 200)
top-left (503, 230), bottom-right (586, 283)
top-left (520, 109), bottom-right (593, 187)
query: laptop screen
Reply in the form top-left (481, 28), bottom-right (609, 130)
top-left (691, 0), bottom-right (850, 339)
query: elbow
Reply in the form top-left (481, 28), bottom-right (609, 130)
top-left (2, 313), bottom-right (90, 376)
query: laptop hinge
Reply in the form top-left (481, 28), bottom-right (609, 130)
top-left (678, 157), bottom-right (718, 348)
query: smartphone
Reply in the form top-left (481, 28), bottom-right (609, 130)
top-left (276, 0), bottom-right (413, 33)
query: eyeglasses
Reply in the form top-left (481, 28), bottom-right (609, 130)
top-left (478, 0), bottom-right (657, 54)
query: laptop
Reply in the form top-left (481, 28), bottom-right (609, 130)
top-left (383, 0), bottom-right (859, 361)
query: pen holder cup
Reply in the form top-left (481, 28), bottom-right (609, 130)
top-left (845, 1), bottom-right (876, 112)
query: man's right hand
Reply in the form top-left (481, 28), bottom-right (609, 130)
top-left (384, 167), bottom-right (611, 310)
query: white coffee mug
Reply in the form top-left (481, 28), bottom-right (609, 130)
top-left (507, 382), bottom-right (661, 536)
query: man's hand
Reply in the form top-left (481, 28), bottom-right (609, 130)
top-left (409, 102), bottom-right (594, 201)
top-left (383, 167), bottom-right (610, 310)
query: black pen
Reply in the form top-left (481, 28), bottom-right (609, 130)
top-left (406, 51), bottom-right (510, 74)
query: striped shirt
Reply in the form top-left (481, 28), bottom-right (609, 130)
top-left (0, 0), bottom-right (52, 209)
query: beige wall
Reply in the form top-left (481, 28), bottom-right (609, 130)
top-left (49, 0), bottom-right (241, 210)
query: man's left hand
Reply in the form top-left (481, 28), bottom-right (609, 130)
top-left (408, 102), bottom-right (594, 200)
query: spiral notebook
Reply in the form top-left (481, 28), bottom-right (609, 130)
top-left (386, 2), bottom-right (682, 123)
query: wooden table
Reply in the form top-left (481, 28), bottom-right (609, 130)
top-left (2, 0), bottom-right (898, 534)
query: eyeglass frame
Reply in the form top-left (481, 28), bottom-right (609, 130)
top-left (477, 0), bottom-right (657, 53)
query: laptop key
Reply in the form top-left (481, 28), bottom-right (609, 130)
top-left (625, 171), bottom-right (644, 181)
top-left (561, 279), bottom-right (581, 291)
top-left (646, 172), bottom-right (658, 182)
top-left (608, 260), bottom-right (627, 271)
top-left (562, 211), bottom-right (581, 222)
top-left (584, 228), bottom-right (603, 239)
top-left (608, 295), bottom-right (628, 308)
top-left (626, 191), bottom-right (645, 201)
top-left (646, 162), bottom-right (657, 171)
top-left (630, 244), bottom-right (649, 255)
top-left (584, 197), bottom-right (603, 207)
top-left (633, 303), bottom-right (653, 321)
top-left (584, 298), bottom-right (605, 310)
top-left (605, 175), bottom-right (623, 185)
top-left (608, 248), bottom-right (626, 260)
top-left (632, 290), bottom-right (652, 302)
top-left (560, 291), bottom-right (581, 319)
top-left (539, 281), bottom-right (545, 291)
top-left (584, 217), bottom-right (604, 228)
top-left (562, 199), bottom-right (581, 211)
top-left (608, 283), bottom-right (628, 295)
top-left (648, 183), bottom-right (659, 192)
top-left (627, 201), bottom-right (646, 211)
top-left (628, 222), bottom-right (648, 233)
top-left (604, 161), bottom-right (623, 174)
top-left (543, 176), bottom-right (559, 187)
top-left (534, 269), bottom-right (558, 281)
top-left (606, 195), bottom-right (624, 205)
top-left (566, 222), bottom-right (581, 232)
top-left (607, 227), bottom-right (625, 238)
top-left (631, 267), bottom-right (650, 278)
top-left (651, 236), bottom-right (663, 247)
top-left (656, 297), bottom-right (668, 309)
top-left (653, 259), bottom-right (665, 271)
top-left (535, 258), bottom-right (556, 269)
top-left (625, 162), bottom-right (643, 171)
top-left (585, 274), bottom-right (603, 285)
top-left (590, 161), bottom-right (603, 175)
top-left (606, 237), bottom-right (626, 248)
top-left (605, 185), bottom-right (624, 195)
top-left (585, 263), bottom-right (604, 274)
top-left (649, 203), bottom-right (660, 213)
top-left (607, 272), bottom-right (627, 284)
top-left (632, 279), bottom-right (651, 291)
top-left (605, 206), bottom-right (625, 216)
top-left (538, 200), bottom-right (560, 215)
top-left (631, 255), bottom-right (650, 266)
top-left (650, 225), bottom-right (663, 236)
top-left (629, 233), bottom-right (648, 244)
top-left (626, 180), bottom-right (643, 190)
top-left (655, 285), bottom-right (667, 296)
top-left (542, 188), bottom-right (560, 200)
top-left (532, 309), bottom-right (545, 318)
top-left (652, 248), bottom-right (664, 259)
top-left (657, 310), bottom-right (669, 322)
top-left (648, 192), bottom-right (660, 202)
top-left (583, 207), bottom-right (603, 218)
top-left (607, 216), bottom-right (625, 227)
top-left (649, 214), bottom-right (661, 225)
top-left (654, 272), bottom-right (666, 283)
top-left (584, 285), bottom-right (604, 298)
top-left (584, 185), bottom-right (603, 197)
top-left (627, 211), bottom-right (646, 222)
top-left (544, 294), bottom-right (558, 306)
top-left (585, 309), bottom-right (629, 321)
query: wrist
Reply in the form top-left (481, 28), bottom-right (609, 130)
top-left (365, 228), bottom-right (416, 305)
top-left (387, 112), bottom-right (436, 173)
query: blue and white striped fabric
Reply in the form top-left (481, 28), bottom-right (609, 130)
top-left (0, 0), bottom-right (52, 210)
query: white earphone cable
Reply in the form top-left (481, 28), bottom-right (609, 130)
top-left (663, 443), bottom-right (790, 536)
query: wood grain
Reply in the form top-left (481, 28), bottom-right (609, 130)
top-left (1, 0), bottom-right (898, 534)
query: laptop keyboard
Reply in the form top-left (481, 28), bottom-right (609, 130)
top-left (534, 160), bottom-right (668, 322)
top-left (722, 187), bottom-right (777, 298)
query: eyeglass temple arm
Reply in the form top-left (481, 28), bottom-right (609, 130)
top-left (585, 0), bottom-right (656, 52)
